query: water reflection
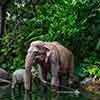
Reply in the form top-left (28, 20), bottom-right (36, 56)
top-left (11, 89), bottom-right (32, 100)
top-left (1, 83), bottom-right (100, 100)
top-left (24, 91), bottom-right (32, 100)
top-left (11, 90), bottom-right (16, 100)
top-left (0, 84), bottom-right (83, 100)
top-left (0, 84), bottom-right (11, 99)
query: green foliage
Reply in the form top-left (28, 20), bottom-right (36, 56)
top-left (82, 65), bottom-right (100, 77)
top-left (0, 0), bottom-right (100, 72)
top-left (83, 65), bottom-right (98, 76)
top-left (75, 63), bottom-right (100, 78)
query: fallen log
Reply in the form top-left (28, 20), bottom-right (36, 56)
top-left (0, 78), bottom-right (11, 84)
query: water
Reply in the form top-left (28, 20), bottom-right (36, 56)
top-left (0, 83), bottom-right (100, 100)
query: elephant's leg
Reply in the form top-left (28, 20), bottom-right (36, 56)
top-left (38, 65), bottom-right (48, 93)
top-left (11, 75), bottom-right (16, 89)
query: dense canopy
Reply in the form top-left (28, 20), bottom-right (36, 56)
top-left (0, 0), bottom-right (100, 77)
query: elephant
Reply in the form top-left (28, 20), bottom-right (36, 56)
top-left (24, 40), bottom-right (74, 91)
top-left (11, 69), bottom-right (25, 89)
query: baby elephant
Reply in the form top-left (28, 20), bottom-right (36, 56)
top-left (11, 69), bottom-right (25, 89)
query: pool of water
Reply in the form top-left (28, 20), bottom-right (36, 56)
top-left (0, 83), bottom-right (100, 100)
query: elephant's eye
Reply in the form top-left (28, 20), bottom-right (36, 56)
top-left (34, 51), bottom-right (39, 56)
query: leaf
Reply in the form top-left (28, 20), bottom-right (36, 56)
top-left (97, 69), bottom-right (100, 77)
top-left (96, 39), bottom-right (100, 50)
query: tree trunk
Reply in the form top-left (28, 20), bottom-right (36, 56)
top-left (0, 5), bottom-right (5, 47)
top-left (0, 5), bottom-right (4, 36)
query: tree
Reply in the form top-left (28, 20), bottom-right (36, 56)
top-left (0, 0), bottom-right (10, 47)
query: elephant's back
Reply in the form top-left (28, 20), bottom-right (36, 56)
top-left (13, 69), bottom-right (25, 82)
top-left (51, 42), bottom-right (73, 67)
